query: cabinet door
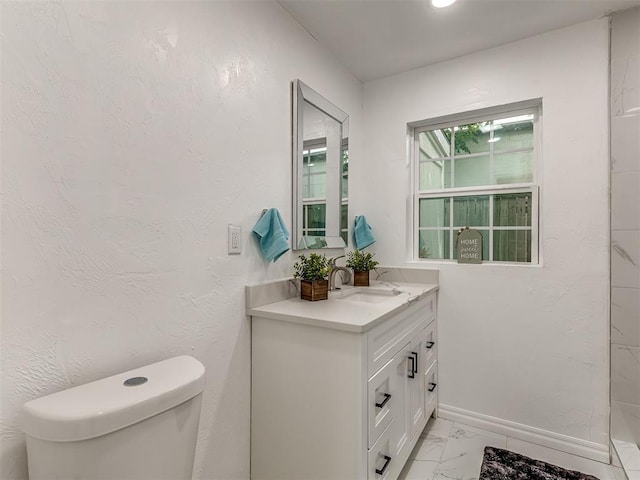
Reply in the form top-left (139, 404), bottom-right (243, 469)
top-left (389, 342), bottom-right (411, 463)
top-left (425, 361), bottom-right (438, 421)
top-left (408, 327), bottom-right (429, 441)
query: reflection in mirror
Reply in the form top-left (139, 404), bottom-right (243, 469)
top-left (293, 80), bottom-right (348, 250)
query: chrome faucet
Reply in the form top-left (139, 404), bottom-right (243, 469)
top-left (328, 255), bottom-right (352, 290)
top-left (328, 255), bottom-right (345, 266)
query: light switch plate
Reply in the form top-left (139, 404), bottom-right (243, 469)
top-left (228, 224), bottom-right (241, 254)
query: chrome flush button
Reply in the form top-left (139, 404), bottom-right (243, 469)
top-left (123, 376), bottom-right (148, 387)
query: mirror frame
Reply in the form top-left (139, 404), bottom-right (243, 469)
top-left (292, 79), bottom-right (349, 250)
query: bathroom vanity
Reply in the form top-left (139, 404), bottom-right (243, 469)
top-left (247, 278), bottom-right (438, 480)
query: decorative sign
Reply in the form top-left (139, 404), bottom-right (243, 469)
top-left (457, 228), bottom-right (482, 264)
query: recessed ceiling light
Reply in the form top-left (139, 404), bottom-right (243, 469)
top-left (432, 0), bottom-right (457, 8)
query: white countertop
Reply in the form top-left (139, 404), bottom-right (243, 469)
top-left (247, 281), bottom-right (439, 333)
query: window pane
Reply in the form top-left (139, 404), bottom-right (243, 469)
top-left (308, 152), bottom-right (326, 172)
top-left (494, 151), bottom-right (533, 184)
top-left (341, 204), bottom-right (348, 230)
top-left (341, 204), bottom-right (348, 245)
top-left (494, 230), bottom-right (532, 262)
top-left (453, 196), bottom-right (489, 227)
top-left (419, 230), bottom-right (450, 259)
top-left (304, 151), bottom-right (327, 199)
top-left (304, 204), bottom-right (326, 229)
top-left (454, 155), bottom-right (490, 187)
top-left (493, 115), bottom-right (534, 151)
top-left (308, 174), bottom-right (326, 198)
top-left (342, 151), bottom-right (349, 198)
top-left (453, 229), bottom-right (489, 261)
top-left (455, 122), bottom-right (489, 155)
top-left (420, 160), bottom-right (451, 190)
top-left (419, 198), bottom-right (450, 227)
top-left (494, 193), bottom-right (532, 226)
top-left (418, 128), bottom-right (451, 159)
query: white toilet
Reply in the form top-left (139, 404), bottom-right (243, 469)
top-left (22, 355), bottom-right (206, 479)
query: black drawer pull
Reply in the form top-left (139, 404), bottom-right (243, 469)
top-left (411, 351), bottom-right (418, 373)
top-left (375, 455), bottom-right (392, 475)
top-left (408, 355), bottom-right (415, 378)
top-left (375, 393), bottom-right (392, 409)
top-left (428, 382), bottom-right (437, 392)
top-left (426, 341), bottom-right (435, 349)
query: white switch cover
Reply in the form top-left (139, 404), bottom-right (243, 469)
top-left (228, 225), bottom-right (241, 254)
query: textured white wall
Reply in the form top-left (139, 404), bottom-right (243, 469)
top-left (0, 2), bottom-right (362, 478)
top-left (358, 20), bottom-right (610, 449)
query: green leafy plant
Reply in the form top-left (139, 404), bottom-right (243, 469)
top-left (442, 123), bottom-right (484, 154)
top-left (345, 250), bottom-right (379, 272)
top-left (293, 253), bottom-right (329, 281)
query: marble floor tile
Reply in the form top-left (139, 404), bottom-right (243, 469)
top-left (612, 466), bottom-right (627, 480)
top-left (401, 418), bottom-right (625, 480)
top-left (433, 426), bottom-right (507, 480)
top-left (505, 437), bottom-right (619, 480)
top-left (611, 345), bottom-right (640, 405)
top-left (627, 470), bottom-right (640, 480)
top-left (421, 417), bottom-right (454, 439)
top-left (612, 171), bottom-right (640, 230)
top-left (613, 438), bottom-right (640, 471)
top-left (612, 230), bottom-right (640, 289)
top-left (397, 459), bottom-right (439, 480)
top-left (611, 287), bottom-right (640, 348)
top-left (450, 423), bottom-right (509, 442)
top-left (612, 402), bottom-right (640, 445)
top-left (611, 113), bottom-right (640, 173)
top-left (410, 434), bottom-right (448, 461)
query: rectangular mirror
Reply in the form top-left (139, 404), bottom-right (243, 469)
top-left (292, 80), bottom-right (349, 250)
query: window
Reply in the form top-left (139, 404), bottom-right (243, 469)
top-left (301, 140), bottom-right (349, 245)
top-left (302, 142), bottom-right (328, 238)
top-left (413, 103), bottom-right (540, 263)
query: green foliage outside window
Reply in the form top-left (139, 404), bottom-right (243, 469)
top-left (443, 123), bottom-right (483, 154)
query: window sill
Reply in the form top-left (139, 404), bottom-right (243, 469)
top-left (405, 260), bottom-right (543, 268)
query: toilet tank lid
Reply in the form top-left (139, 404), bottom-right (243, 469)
top-left (21, 355), bottom-right (205, 442)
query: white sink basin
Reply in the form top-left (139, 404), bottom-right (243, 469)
top-left (336, 288), bottom-right (402, 304)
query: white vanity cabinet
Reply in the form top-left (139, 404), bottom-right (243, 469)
top-left (250, 289), bottom-right (438, 480)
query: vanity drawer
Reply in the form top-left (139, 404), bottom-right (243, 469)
top-left (368, 353), bottom-right (398, 448)
top-left (423, 321), bottom-right (437, 369)
top-left (368, 421), bottom-right (394, 480)
top-left (367, 292), bottom-right (436, 377)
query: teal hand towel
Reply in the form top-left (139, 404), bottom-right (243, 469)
top-left (253, 208), bottom-right (290, 262)
top-left (354, 215), bottom-right (376, 250)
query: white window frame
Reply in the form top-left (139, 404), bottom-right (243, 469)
top-left (411, 100), bottom-right (542, 264)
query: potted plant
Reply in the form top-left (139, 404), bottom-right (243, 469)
top-left (293, 253), bottom-right (330, 301)
top-left (345, 250), bottom-right (379, 287)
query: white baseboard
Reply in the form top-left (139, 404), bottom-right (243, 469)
top-left (439, 404), bottom-right (610, 464)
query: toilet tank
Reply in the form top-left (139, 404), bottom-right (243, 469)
top-left (22, 355), bottom-right (206, 480)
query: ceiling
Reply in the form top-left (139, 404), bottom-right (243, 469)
top-left (279, 0), bottom-right (640, 82)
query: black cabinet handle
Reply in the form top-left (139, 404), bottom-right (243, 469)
top-left (375, 393), bottom-right (392, 409)
top-left (426, 341), bottom-right (435, 349)
top-left (408, 355), bottom-right (415, 378)
top-left (428, 382), bottom-right (437, 392)
top-left (411, 351), bottom-right (418, 372)
top-left (375, 455), bottom-right (392, 475)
